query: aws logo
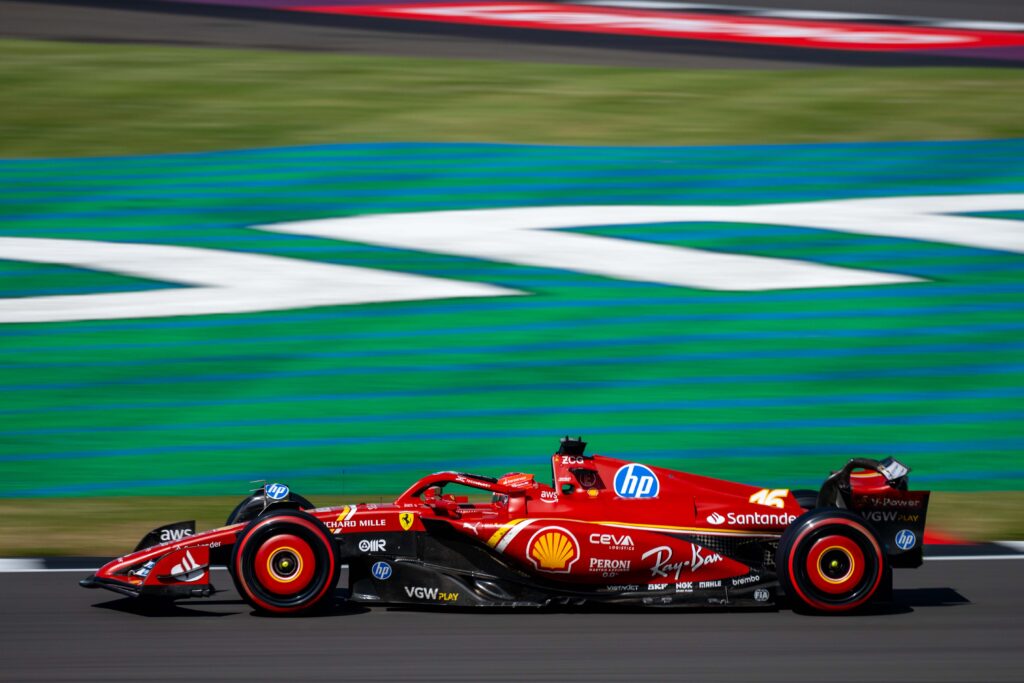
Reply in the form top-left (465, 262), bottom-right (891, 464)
top-left (527, 526), bottom-right (579, 573)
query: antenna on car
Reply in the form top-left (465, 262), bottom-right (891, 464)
top-left (558, 435), bottom-right (587, 456)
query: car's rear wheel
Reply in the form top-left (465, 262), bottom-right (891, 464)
top-left (777, 508), bottom-right (886, 614)
top-left (231, 510), bottom-right (340, 616)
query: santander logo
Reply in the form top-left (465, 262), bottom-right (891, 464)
top-left (707, 510), bottom-right (798, 527)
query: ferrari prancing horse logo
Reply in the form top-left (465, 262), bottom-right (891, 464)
top-left (399, 512), bottom-right (415, 531)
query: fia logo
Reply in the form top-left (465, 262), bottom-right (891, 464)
top-left (371, 561), bottom-right (392, 580)
top-left (894, 529), bottom-right (916, 550)
top-left (613, 464), bottom-right (659, 499)
top-left (265, 483), bottom-right (289, 500)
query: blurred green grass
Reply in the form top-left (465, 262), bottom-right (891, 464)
top-left (2, 39), bottom-right (1024, 157)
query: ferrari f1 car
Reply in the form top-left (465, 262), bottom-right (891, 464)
top-left (81, 437), bottom-right (929, 615)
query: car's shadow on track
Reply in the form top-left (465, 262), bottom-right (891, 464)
top-left (93, 594), bottom-right (371, 618)
top-left (93, 587), bottom-right (969, 618)
top-left (94, 597), bottom-right (243, 617)
top-left (831, 587), bottom-right (970, 617)
top-left (892, 587), bottom-right (970, 609)
top-left (384, 587), bottom-right (971, 617)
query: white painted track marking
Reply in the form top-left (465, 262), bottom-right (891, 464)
top-left (261, 194), bottom-right (1024, 291)
top-left (0, 238), bottom-right (521, 323)
top-left (260, 205), bottom-right (920, 292)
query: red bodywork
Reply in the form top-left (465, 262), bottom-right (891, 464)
top-left (84, 445), bottom-right (926, 609)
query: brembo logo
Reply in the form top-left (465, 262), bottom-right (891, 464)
top-left (707, 511), bottom-right (797, 526)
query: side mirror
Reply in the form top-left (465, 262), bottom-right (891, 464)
top-left (561, 483), bottom-right (574, 495)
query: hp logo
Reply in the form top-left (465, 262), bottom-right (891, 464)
top-left (265, 483), bottom-right (290, 500)
top-left (613, 464), bottom-right (660, 499)
top-left (371, 561), bottom-right (393, 580)
top-left (894, 529), bottom-right (916, 551)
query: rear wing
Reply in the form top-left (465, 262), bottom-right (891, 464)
top-left (819, 457), bottom-right (929, 568)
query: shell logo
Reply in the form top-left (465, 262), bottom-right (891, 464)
top-left (526, 526), bottom-right (579, 573)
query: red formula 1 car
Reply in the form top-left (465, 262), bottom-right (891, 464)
top-left (81, 437), bottom-right (929, 615)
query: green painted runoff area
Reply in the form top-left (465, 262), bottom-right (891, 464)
top-left (1, 39), bottom-right (1022, 552)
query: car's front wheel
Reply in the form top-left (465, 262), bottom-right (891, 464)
top-left (777, 508), bottom-right (886, 614)
top-left (231, 510), bottom-right (340, 616)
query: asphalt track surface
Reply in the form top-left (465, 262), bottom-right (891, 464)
top-left (0, 559), bottom-right (1020, 682)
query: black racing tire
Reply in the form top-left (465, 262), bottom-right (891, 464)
top-left (226, 492), bottom-right (316, 526)
top-left (231, 509), bottom-right (340, 616)
top-left (777, 508), bottom-right (886, 614)
top-left (791, 489), bottom-right (819, 510)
